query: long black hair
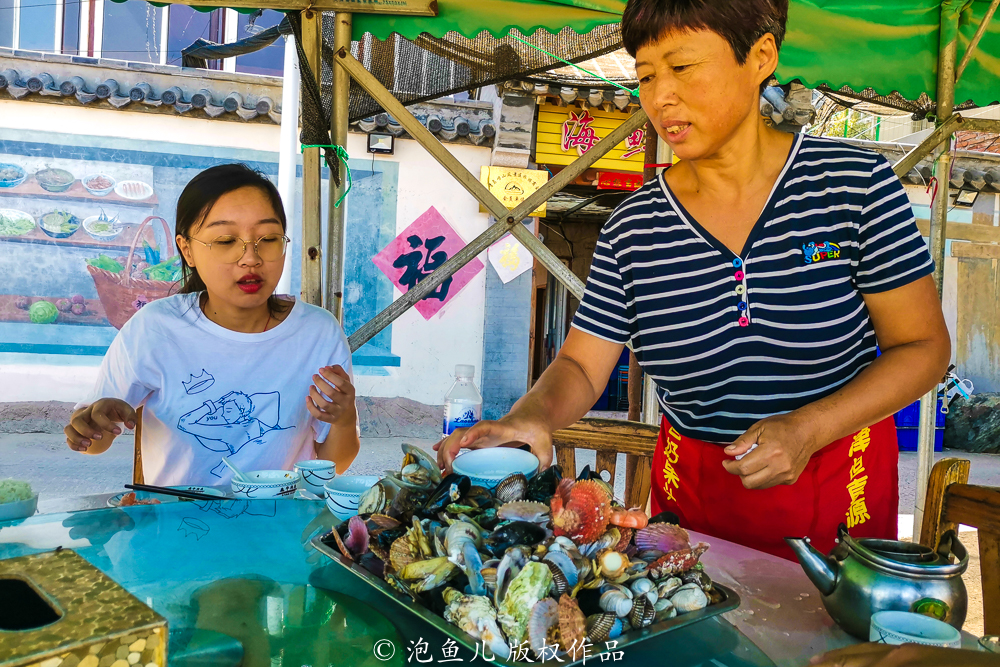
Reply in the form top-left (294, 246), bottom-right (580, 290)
top-left (175, 163), bottom-right (291, 317)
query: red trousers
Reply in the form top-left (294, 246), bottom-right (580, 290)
top-left (650, 416), bottom-right (899, 561)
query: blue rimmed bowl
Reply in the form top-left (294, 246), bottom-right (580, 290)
top-left (451, 448), bottom-right (539, 490)
top-left (294, 459), bottom-right (337, 497)
top-left (231, 470), bottom-right (300, 499)
top-left (0, 163), bottom-right (27, 188)
top-left (324, 475), bottom-right (379, 521)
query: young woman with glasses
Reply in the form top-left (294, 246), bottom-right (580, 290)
top-left (65, 163), bottom-right (360, 486)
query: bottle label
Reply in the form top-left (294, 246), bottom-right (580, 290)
top-left (443, 404), bottom-right (481, 436)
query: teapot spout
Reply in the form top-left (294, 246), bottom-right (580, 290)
top-left (784, 536), bottom-right (838, 596)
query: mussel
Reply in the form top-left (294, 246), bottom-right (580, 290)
top-left (525, 464), bottom-right (563, 503)
top-left (484, 521), bottom-right (547, 557)
top-left (424, 473), bottom-right (472, 512)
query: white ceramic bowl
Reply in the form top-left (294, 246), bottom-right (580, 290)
top-left (0, 493), bottom-right (38, 522)
top-left (230, 470), bottom-right (300, 499)
top-left (452, 448), bottom-right (539, 490)
top-left (324, 475), bottom-right (380, 520)
top-left (870, 611), bottom-right (962, 648)
top-left (294, 460), bottom-right (337, 497)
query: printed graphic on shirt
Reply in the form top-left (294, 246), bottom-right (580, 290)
top-left (182, 369), bottom-right (216, 395)
top-left (175, 383), bottom-right (293, 478)
top-left (802, 241), bottom-right (842, 264)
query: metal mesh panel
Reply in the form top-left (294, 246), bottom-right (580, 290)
top-left (289, 12), bottom-right (622, 178)
top-left (817, 84), bottom-right (990, 120)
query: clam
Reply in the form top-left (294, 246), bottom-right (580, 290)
top-left (498, 500), bottom-right (550, 523)
top-left (670, 583), bottom-right (709, 613)
top-left (585, 612), bottom-right (624, 645)
top-left (401, 443), bottom-right (442, 485)
top-left (494, 472), bottom-right (528, 503)
top-left (654, 597), bottom-right (677, 619)
top-left (629, 595), bottom-right (656, 628)
top-left (656, 577), bottom-right (682, 599)
top-left (599, 587), bottom-right (633, 618)
top-left (629, 577), bottom-right (654, 596)
top-left (443, 587), bottom-right (511, 660)
top-left (358, 480), bottom-right (392, 515)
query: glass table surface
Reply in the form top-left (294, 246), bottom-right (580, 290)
top-left (1, 497), bottom-right (829, 667)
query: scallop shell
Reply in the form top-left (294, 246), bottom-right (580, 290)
top-left (629, 596), bottom-right (656, 628)
top-left (585, 612), bottom-right (624, 645)
top-left (527, 598), bottom-right (560, 658)
top-left (558, 594), bottom-right (588, 661)
top-left (599, 589), bottom-right (633, 618)
top-left (670, 583), bottom-right (709, 613)
top-left (498, 500), bottom-right (550, 523)
top-left (550, 478), bottom-right (611, 544)
top-left (389, 534), bottom-right (418, 571)
top-left (494, 472), bottom-right (528, 504)
top-left (635, 523), bottom-right (691, 553)
top-left (543, 550), bottom-right (580, 596)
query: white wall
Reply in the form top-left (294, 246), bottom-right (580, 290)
top-left (0, 101), bottom-right (492, 407)
top-left (346, 132), bottom-right (490, 404)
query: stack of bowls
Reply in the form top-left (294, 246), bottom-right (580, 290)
top-left (451, 448), bottom-right (539, 490)
top-left (294, 460), bottom-right (337, 497)
top-left (325, 475), bottom-right (380, 521)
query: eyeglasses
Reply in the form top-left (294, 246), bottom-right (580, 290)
top-left (187, 233), bottom-right (289, 263)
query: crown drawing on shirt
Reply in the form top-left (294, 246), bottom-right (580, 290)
top-left (182, 369), bottom-right (215, 395)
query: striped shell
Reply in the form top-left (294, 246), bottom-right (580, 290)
top-left (629, 596), bottom-right (656, 629)
top-left (635, 523), bottom-right (691, 553)
top-left (527, 598), bottom-right (560, 658)
top-left (498, 500), bottom-right (550, 523)
top-left (543, 550), bottom-right (580, 596)
top-left (494, 472), bottom-right (528, 504)
top-left (585, 612), bottom-right (624, 645)
top-left (389, 534), bottom-right (418, 571)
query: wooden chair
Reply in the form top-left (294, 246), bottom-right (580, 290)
top-left (550, 417), bottom-right (659, 511)
top-left (919, 457), bottom-right (1000, 635)
top-left (132, 406), bottom-right (144, 485)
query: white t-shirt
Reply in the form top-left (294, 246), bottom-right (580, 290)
top-left (80, 292), bottom-right (353, 486)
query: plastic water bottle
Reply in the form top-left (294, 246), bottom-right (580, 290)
top-left (443, 364), bottom-right (482, 438)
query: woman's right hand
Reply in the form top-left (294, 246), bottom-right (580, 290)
top-left (434, 415), bottom-right (554, 473)
top-left (65, 398), bottom-right (137, 454)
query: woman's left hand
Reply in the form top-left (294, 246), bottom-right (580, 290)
top-left (809, 643), bottom-right (999, 667)
top-left (721, 412), bottom-right (820, 489)
top-left (307, 365), bottom-right (356, 426)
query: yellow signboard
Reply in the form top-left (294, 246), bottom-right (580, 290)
top-left (535, 104), bottom-right (647, 173)
top-left (479, 166), bottom-right (549, 217)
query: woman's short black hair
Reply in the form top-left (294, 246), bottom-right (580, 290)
top-left (175, 163), bottom-right (290, 316)
top-left (621, 0), bottom-right (788, 62)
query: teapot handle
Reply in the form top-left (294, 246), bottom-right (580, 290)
top-left (936, 529), bottom-right (969, 568)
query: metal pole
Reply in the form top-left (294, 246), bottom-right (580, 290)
top-left (914, 4), bottom-right (960, 538)
top-left (276, 32), bottom-right (300, 297)
top-left (325, 12), bottom-right (352, 321)
top-left (956, 0), bottom-right (1000, 82)
top-left (299, 9), bottom-right (323, 306)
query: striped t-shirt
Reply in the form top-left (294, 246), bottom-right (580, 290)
top-left (571, 134), bottom-right (933, 443)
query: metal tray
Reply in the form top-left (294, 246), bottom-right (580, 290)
top-left (312, 535), bottom-right (741, 667)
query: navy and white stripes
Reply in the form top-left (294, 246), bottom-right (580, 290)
top-left (571, 134), bottom-right (933, 442)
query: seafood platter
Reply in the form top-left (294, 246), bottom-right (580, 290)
top-left (312, 444), bottom-right (740, 666)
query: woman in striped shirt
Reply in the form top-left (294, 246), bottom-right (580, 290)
top-left (437, 0), bottom-right (950, 561)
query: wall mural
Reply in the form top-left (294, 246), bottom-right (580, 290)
top-left (0, 131), bottom-right (398, 372)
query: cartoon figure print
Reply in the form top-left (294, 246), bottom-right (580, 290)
top-left (178, 370), bottom-right (292, 478)
top-left (802, 241), bottom-right (841, 265)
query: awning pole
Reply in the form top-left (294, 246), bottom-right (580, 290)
top-left (955, 0), bottom-right (1000, 82)
top-left (276, 32), bottom-right (300, 297)
top-left (914, 2), bottom-right (960, 539)
top-left (325, 12), bottom-right (352, 320)
top-left (299, 9), bottom-right (324, 306)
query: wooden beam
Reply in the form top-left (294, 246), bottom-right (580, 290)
top-left (300, 10), bottom-right (323, 306)
top-left (915, 218), bottom-right (1000, 244)
top-left (160, 0), bottom-right (437, 14)
top-left (951, 242), bottom-right (1000, 260)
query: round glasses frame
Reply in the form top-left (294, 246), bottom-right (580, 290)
top-left (187, 233), bottom-right (290, 263)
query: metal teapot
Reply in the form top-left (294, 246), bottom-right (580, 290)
top-left (785, 524), bottom-right (968, 639)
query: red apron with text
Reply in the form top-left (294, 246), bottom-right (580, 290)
top-left (650, 416), bottom-right (899, 561)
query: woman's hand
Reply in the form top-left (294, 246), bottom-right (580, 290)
top-left (307, 365), bottom-right (356, 426)
top-left (65, 398), bottom-right (137, 454)
top-left (810, 643), bottom-right (999, 667)
top-left (721, 411), bottom-right (821, 489)
top-left (434, 415), bottom-right (554, 473)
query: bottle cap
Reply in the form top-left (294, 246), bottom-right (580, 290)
top-left (455, 364), bottom-right (475, 378)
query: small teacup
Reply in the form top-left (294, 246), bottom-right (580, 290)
top-left (294, 460), bottom-right (337, 497)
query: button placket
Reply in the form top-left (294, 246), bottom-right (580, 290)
top-left (733, 257), bottom-right (750, 327)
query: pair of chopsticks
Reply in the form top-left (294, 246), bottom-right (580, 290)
top-left (125, 484), bottom-right (225, 502)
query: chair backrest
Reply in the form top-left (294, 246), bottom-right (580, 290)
top-left (550, 417), bottom-right (659, 510)
top-left (919, 457), bottom-right (1000, 635)
top-left (132, 406), bottom-right (144, 485)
